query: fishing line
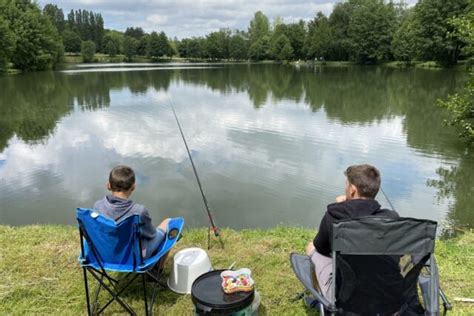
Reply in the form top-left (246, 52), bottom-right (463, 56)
top-left (380, 186), bottom-right (396, 211)
top-left (166, 95), bottom-right (224, 250)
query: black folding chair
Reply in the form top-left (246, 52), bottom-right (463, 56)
top-left (291, 217), bottom-right (452, 315)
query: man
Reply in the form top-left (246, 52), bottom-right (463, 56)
top-left (305, 164), bottom-right (399, 299)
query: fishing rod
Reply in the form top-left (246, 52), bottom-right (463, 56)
top-left (167, 95), bottom-right (224, 250)
top-left (380, 186), bottom-right (396, 211)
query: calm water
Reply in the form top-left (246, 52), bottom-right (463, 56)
top-left (0, 64), bottom-right (472, 234)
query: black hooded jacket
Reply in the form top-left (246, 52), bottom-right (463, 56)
top-left (313, 198), bottom-right (399, 257)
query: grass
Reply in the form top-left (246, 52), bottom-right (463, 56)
top-left (0, 225), bottom-right (472, 315)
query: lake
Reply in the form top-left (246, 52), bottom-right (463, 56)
top-left (0, 63), bottom-right (472, 235)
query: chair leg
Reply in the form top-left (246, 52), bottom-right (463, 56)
top-left (92, 275), bottom-right (103, 314)
top-left (142, 274), bottom-right (149, 316)
top-left (89, 269), bottom-right (137, 315)
top-left (82, 267), bottom-right (92, 316)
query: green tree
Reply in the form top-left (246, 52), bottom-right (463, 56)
top-left (124, 27), bottom-right (145, 39)
top-left (348, 0), bottom-right (397, 64)
top-left (62, 29), bottom-right (81, 53)
top-left (66, 9), bottom-right (104, 51)
top-left (305, 12), bottom-right (332, 60)
top-left (42, 3), bottom-right (64, 32)
top-left (104, 41), bottom-right (118, 57)
top-left (229, 34), bottom-right (249, 60)
top-left (392, 10), bottom-right (417, 62)
top-left (123, 36), bottom-right (138, 61)
top-left (102, 31), bottom-right (123, 55)
top-left (411, 0), bottom-right (468, 65)
top-left (81, 40), bottom-right (95, 62)
top-left (286, 21), bottom-right (306, 60)
top-left (271, 34), bottom-right (293, 61)
top-left (137, 34), bottom-right (149, 56)
top-left (0, 15), bottom-right (15, 71)
top-left (328, 2), bottom-right (353, 60)
top-left (249, 11), bottom-right (270, 43)
top-left (206, 29), bottom-right (231, 59)
top-left (439, 12), bottom-right (473, 143)
top-left (147, 31), bottom-right (170, 59)
top-left (187, 37), bottom-right (205, 58)
top-left (249, 35), bottom-right (271, 61)
top-left (2, 0), bottom-right (64, 71)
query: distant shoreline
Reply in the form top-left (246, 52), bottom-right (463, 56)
top-left (2, 55), bottom-right (467, 75)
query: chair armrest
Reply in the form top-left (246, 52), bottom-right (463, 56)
top-left (139, 217), bottom-right (184, 271)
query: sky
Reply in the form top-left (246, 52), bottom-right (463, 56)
top-left (36, 0), bottom-right (418, 39)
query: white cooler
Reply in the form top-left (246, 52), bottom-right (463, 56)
top-left (168, 247), bottom-right (212, 294)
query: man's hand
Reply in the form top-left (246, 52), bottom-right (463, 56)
top-left (336, 195), bottom-right (347, 203)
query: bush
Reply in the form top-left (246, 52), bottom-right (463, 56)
top-left (81, 40), bottom-right (96, 63)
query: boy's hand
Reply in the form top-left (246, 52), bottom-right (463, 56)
top-left (336, 195), bottom-right (347, 203)
top-left (158, 218), bottom-right (170, 232)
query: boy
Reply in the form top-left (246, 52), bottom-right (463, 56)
top-left (305, 164), bottom-right (399, 299)
top-left (93, 165), bottom-right (170, 259)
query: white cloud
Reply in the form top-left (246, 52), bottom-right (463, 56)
top-left (37, 0), bottom-right (341, 38)
top-left (146, 14), bottom-right (168, 26)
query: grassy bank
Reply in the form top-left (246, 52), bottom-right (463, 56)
top-left (0, 225), bottom-right (472, 315)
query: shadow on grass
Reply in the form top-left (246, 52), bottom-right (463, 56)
top-left (81, 269), bottom-right (186, 314)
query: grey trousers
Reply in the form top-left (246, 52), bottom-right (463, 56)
top-left (310, 250), bottom-right (334, 300)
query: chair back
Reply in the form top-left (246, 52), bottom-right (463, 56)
top-left (331, 217), bottom-right (437, 315)
top-left (77, 208), bottom-right (143, 272)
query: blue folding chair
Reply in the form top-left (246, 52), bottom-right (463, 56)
top-left (76, 208), bottom-right (184, 315)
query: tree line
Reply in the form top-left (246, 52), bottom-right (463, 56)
top-left (176, 0), bottom-right (471, 65)
top-left (0, 0), bottom-right (472, 72)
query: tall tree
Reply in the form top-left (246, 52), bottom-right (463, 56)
top-left (348, 0), bottom-right (397, 64)
top-left (272, 34), bottom-right (293, 61)
top-left (43, 4), bottom-right (64, 32)
top-left (102, 31), bottom-right (123, 55)
top-left (328, 2), bottom-right (353, 60)
top-left (124, 27), bottom-right (145, 39)
top-left (1, 0), bottom-right (64, 71)
top-left (206, 29), bottom-right (231, 59)
top-left (286, 21), bottom-right (306, 60)
top-left (147, 31), bottom-right (170, 59)
top-left (249, 35), bottom-right (271, 61)
top-left (65, 9), bottom-right (104, 51)
top-left (305, 12), bottom-right (333, 60)
top-left (411, 0), bottom-right (468, 65)
top-left (122, 36), bottom-right (138, 61)
top-left (249, 11), bottom-right (270, 43)
top-left (137, 34), bottom-right (149, 56)
top-left (229, 33), bottom-right (249, 60)
top-left (392, 9), bottom-right (417, 62)
top-left (0, 15), bottom-right (15, 71)
top-left (62, 29), bottom-right (81, 53)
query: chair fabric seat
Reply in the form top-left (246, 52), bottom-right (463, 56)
top-left (78, 209), bottom-right (184, 272)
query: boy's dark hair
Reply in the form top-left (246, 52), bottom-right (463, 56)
top-left (344, 164), bottom-right (381, 198)
top-left (109, 166), bottom-right (135, 192)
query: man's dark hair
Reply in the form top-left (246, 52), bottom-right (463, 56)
top-left (109, 166), bottom-right (135, 192)
top-left (344, 164), bottom-right (381, 198)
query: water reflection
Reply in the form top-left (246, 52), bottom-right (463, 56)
top-left (0, 64), bottom-right (471, 231)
